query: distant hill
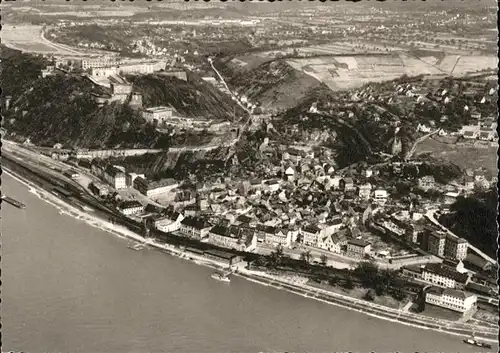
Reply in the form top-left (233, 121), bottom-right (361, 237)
top-left (220, 59), bottom-right (324, 111)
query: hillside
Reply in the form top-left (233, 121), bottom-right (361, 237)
top-left (269, 86), bottom-right (418, 167)
top-left (219, 59), bottom-right (324, 111)
top-left (439, 189), bottom-right (498, 258)
top-left (4, 75), bottom-right (170, 149)
top-left (1, 45), bottom-right (49, 98)
top-left (2, 49), bottom-right (246, 148)
top-left (129, 73), bottom-right (247, 120)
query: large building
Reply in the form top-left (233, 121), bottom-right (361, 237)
top-left (300, 225), bottom-right (321, 247)
top-left (90, 67), bottom-right (117, 77)
top-left (117, 61), bottom-right (166, 75)
top-left (425, 286), bottom-right (477, 313)
top-left (82, 57), bottom-right (120, 70)
top-left (421, 263), bottom-right (469, 289)
top-left (103, 165), bottom-right (127, 190)
top-left (133, 177), bottom-right (179, 197)
top-left (208, 225), bottom-right (257, 252)
top-left (427, 231), bottom-right (447, 257)
top-left (444, 235), bottom-right (468, 261)
top-left (118, 200), bottom-right (144, 216)
top-left (346, 239), bottom-right (371, 258)
top-left (418, 175), bottom-right (435, 191)
top-left (109, 75), bottom-right (132, 96)
top-left (179, 217), bottom-right (212, 239)
top-left (142, 107), bottom-right (174, 124)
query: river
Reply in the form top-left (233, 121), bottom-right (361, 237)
top-left (1, 174), bottom-right (494, 353)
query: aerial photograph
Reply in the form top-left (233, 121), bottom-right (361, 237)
top-left (0, 0), bottom-right (498, 352)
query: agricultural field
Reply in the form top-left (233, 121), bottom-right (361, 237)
top-left (414, 137), bottom-right (497, 175)
top-left (285, 53), bottom-right (498, 91)
top-left (1, 25), bottom-right (81, 55)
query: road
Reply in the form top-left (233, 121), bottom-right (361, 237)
top-left (208, 58), bottom-right (253, 140)
top-left (425, 209), bottom-right (496, 265)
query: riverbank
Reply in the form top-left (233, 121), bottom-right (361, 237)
top-left (2, 168), bottom-right (497, 343)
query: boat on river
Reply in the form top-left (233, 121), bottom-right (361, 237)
top-left (211, 272), bottom-right (230, 283)
top-left (127, 243), bottom-right (145, 251)
top-left (1, 195), bottom-right (26, 209)
top-left (463, 334), bottom-right (492, 349)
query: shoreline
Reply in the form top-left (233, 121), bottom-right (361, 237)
top-left (3, 168), bottom-right (497, 344)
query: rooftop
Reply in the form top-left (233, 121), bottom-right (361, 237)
top-left (119, 200), bottom-right (143, 209)
top-left (144, 106), bottom-right (173, 113)
top-left (424, 263), bottom-right (469, 283)
top-left (348, 238), bottom-right (370, 247)
top-left (181, 216), bottom-right (211, 230)
top-left (443, 288), bottom-right (474, 300)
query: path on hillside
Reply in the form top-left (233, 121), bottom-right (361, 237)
top-left (404, 129), bottom-right (441, 161)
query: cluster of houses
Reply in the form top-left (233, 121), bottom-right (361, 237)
top-left (414, 168), bottom-right (493, 196)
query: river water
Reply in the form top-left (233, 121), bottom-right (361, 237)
top-left (1, 174), bottom-right (494, 353)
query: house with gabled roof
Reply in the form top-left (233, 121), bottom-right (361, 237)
top-left (154, 209), bottom-right (184, 233)
top-left (208, 225), bottom-right (257, 252)
top-left (179, 216), bottom-right (212, 239)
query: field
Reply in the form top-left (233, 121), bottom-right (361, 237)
top-left (414, 137), bottom-right (497, 174)
top-left (284, 53), bottom-right (498, 91)
top-left (1, 25), bottom-right (82, 55)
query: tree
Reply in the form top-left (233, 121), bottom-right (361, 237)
top-left (269, 244), bottom-right (284, 268)
top-left (320, 254), bottom-right (328, 266)
top-left (343, 276), bottom-right (355, 290)
top-left (392, 288), bottom-right (406, 301)
top-left (300, 250), bottom-right (312, 263)
top-left (364, 289), bottom-right (376, 301)
top-left (353, 261), bottom-right (379, 288)
top-left (328, 276), bottom-right (339, 286)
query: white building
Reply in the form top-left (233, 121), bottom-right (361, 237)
top-left (346, 239), bottom-right (371, 258)
top-left (264, 179), bottom-right (281, 193)
top-left (179, 217), bottom-right (212, 239)
top-left (81, 57), bottom-right (120, 70)
top-left (444, 236), bottom-right (468, 261)
top-left (373, 189), bottom-right (389, 205)
top-left (133, 177), bottom-right (179, 198)
top-left (421, 263), bottom-right (469, 289)
top-left (104, 165), bottom-right (127, 190)
top-left (154, 211), bottom-right (184, 233)
top-left (425, 287), bottom-right (477, 313)
top-left (265, 228), bottom-right (294, 248)
top-left (118, 201), bottom-right (144, 216)
top-left (358, 183), bottom-right (372, 200)
top-left (300, 225), bottom-right (321, 247)
top-left (142, 106), bottom-right (174, 124)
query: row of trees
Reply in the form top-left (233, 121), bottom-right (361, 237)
top-left (255, 246), bottom-right (408, 301)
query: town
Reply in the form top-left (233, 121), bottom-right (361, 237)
top-left (1, 0), bottom-right (497, 347)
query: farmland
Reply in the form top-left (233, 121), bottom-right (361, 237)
top-left (1, 25), bottom-right (82, 55)
top-left (414, 137), bottom-right (497, 175)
